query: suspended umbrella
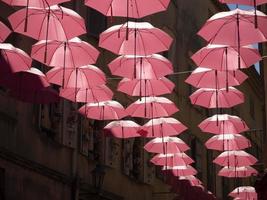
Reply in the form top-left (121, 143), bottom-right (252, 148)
top-left (162, 165), bottom-right (198, 176)
top-left (10, 87), bottom-right (59, 104)
top-left (0, 43), bottom-right (31, 72)
top-left (79, 100), bottom-right (127, 120)
top-left (139, 117), bottom-right (187, 138)
top-left (205, 134), bottom-right (251, 151)
top-left (99, 21), bottom-right (173, 55)
top-left (85, 0), bottom-right (170, 19)
top-left (0, 21), bottom-right (11, 42)
top-left (198, 114), bottom-right (249, 134)
top-left (179, 176), bottom-right (202, 186)
top-left (218, 166), bottom-right (258, 177)
top-left (126, 97), bottom-right (179, 119)
top-left (144, 137), bottom-right (190, 154)
top-left (151, 153), bottom-right (194, 166)
top-left (117, 77), bottom-right (175, 96)
top-left (2, 0), bottom-right (70, 7)
top-left (213, 150), bottom-right (258, 167)
top-left (186, 68), bottom-right (247, 89)
top-left (31, 37), bottom-right (99, 68)
top-left (190, 87), bottom-right (244, 109)
top-left (103, 120), bottom-right (141, 138)
top-left (108, 54), bottom-right (173, 79)
top-left (229, 186), bottom-right (257, 199)
top-left (46, 65), bottom-right (106, 88)
top-left (59, 85), bottom-right (113, 103)
top-left (191, 44), bottom-right (261, 71)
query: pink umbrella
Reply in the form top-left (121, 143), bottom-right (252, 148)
top-left (139, 117), bottom-right (187, 138)
top-left (144, 137), bottom-right (189, 154)
top-left (108, 54), bottom-right (173, 79)
top-left (85, 0), bottom-right (170, 18)
top-left (8, 5), bottom-right (86, 40)
top-left (190, 87), bottom-right (244, 108)
top-left (0, 67), bottom-right (49, 91)
top-left (59, 85), bottom-right (113, 103)
top-left (103, 120), bottom-right (141, 138)
top-left (205, 134), bottom-right (251, 151)
top-left (0, 21), bottom-right (11, 42)
top-left (219, 0), bottom-right (267, 6)
top-left (229, 186), bottom-right (257, 199)
top-left (179, 176), bottom-right (202, 186)
top-left (99, 21), bottom-right (173, 55)
top-left (218, 166), bottom-right (258, 177)
top-left (126, 97), bottom-right (179, 118)
top-left (10, 87), bottom-right (59, 104)
top-left (46, 65), bottom-right (106, 88)
top-left (198, 114), bottom-right (249, 134)
top-left (0, 43), bottom-right (31, 72)
top-left (185, 68), bottom-right (248, 89)
top-left (162, 165), bottom-right (198, 176)
top-left (2, 0), bottom-right (70, 7)
top-left (117, 77), bottom-right (175, 96)
top-left (213, 150), bottom-right (258, 167)
top-left (31, 37), bottom-right (99, 68)
top-left (79, 100), bottom-right (127, 120)
top-left (151, 153), bottom-right (194, 166)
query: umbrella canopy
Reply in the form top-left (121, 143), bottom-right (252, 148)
top-left (185, 68), bottom-right (248, 89)
top-left (59, 85), bottom-right (113, 103)
top-left (218, 166), bottom-right (258, 177)
top-left (151, 153), bottom-right (194, 166)
top-left (144, 137), bottom-right (190, 153)
top-left (219, 0), bottom-right (267, 6)
top-left (126, 97), bottom-right (179, 118)
top-left (10, 87), bottom-right (59, 104)
top-left (117, 77), bottom-right (175, 96)
top-left (85, 0), bottom-right (170, 18)
top-left (8, 5), bottom-right (86, 41)
top-left (0, 43), bottom-right (31, 72)
top-left (191, 44), bottom-right (261, 70)
top-left (213, 150), bottom-right (258, 167)
top-left (140, 117), bottom-right (187, 138)
top-left (0, 21), bottom-right (11, 42)
top-left (198, 114), bottom-right (249, 134)
top-left (2, 0), bottom-right (70, 7)
top-left (99, 21), bottom-right (173, 55)
top-left (103, 120), bottom-right (141, 138)
top-left (163, 165), bottom-right (198, 176)
top-left (229, 186), bottom-right (257, 199)
top-left (190, 87), bottom-right (244, 108)
top-left (31, 37), bottom-right (99, 67)
top-left (197, 9), bottom-right (267, 46)
top-left (205, 134), bottom-right (251, 151)
top-left (108, 54), bottom-right (173, 79)
top-left (179, 176), bottom-right (202, 186)
top-left (46, 65), bottom-right (106, 88)
top-left (79, 100), bottom-right (127, 120)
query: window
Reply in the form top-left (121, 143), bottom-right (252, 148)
top-left (191, 138), bottom-right (203, 179)
top-left (87, 8), bottom-right (107, 37)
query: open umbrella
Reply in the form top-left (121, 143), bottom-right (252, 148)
top-left (140, 117), bottom-right (187, 138)
top-left (31, 37), bottom-right (99, 68)
top-left (108, 54), bottom-right (173, 79)
top-left (2, 0), bottom-right (70, 7)
top-left (218, 166), bottom-right (258, 177)
top-left (151, 153), bottom-right (194, 166)
top-left (213, 150), bottom-right (258, 167)
top-left (126, 97), bottom-right (179, 118)
top-left (99, 21), bottom-right (173, 55)
top-left (163, 165), bottom-right (198, 176)
top-left (0, 21), bottom-right (11, 42)
top-left (0, 43), bottom-right (31, 72)
top-left (103, 120), bottom-right (141, 138)
top-left (117, 77), bottom-right (175, 96)
top-left (85, 0), bottom-right (170, 19)
top-left (46, 65), bottom-right (106, 88)
top-left (205, 134), bottom-right (251, 151)
top-left (229, 186), bottom-right (257, 199)
top-left (185, 68), bottom-right (248, 89)
top-left (198, 114), bottom-right (249, 134)
top-left (190, 87), bottom-right (244, 109)
top-left (144, 137), bottom-right (189, 154)
top-left (59, 85), bottom-right (113, 103)
top-left (79, 100), bottom-right (127, 120)
top-left (179, 176), bottom-right (202, 186)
